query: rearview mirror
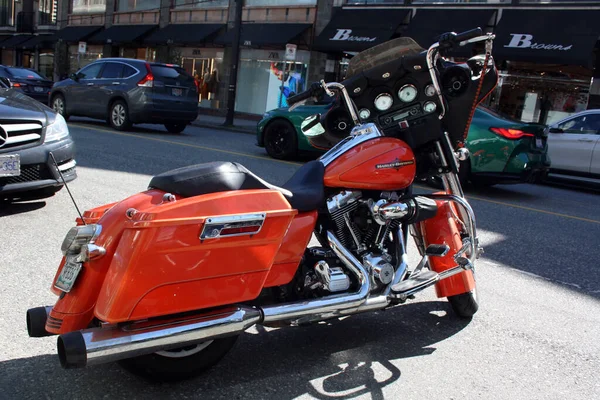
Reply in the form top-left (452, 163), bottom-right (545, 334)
top-left (548, 127), bottom-right (563, 134)
top-left (301, 114), bottom-right (325, 137)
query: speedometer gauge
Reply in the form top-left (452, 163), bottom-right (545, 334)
top-left (374, 93), bottom-right (393, 111)
top-left (358, 108), bottom-right (371, 120)
top-left (398, 84), bottom-right (418, 103)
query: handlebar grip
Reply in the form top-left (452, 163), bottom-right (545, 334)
top-left (287, 90), bottom-right (313, 106)
top-left (454, 28), bottom-right (483, 44)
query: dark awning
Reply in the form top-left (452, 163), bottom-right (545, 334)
top-left (0, 35), bottom-right (34, 49)
top-left (314, 8), bottom-right (410, 52)
top-left (0, 35), bottom-right (13, 45)
top-left (494, 10), bottom-right (600, 67)
top-left (88, 24), bottom-right (157, 45)
top-left (404, 9), bottom-right (495, 56)
top-left (144, 24), bottom-right (223, 45)
top-left (55, 26), bottom-right (103, 43)
top-left (19, 34), bottom-right (56, 50)
top-left (215, 23), bottom-right (311, 47)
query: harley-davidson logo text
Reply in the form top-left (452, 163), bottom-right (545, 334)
top-left (376, 159), bottom-right (415, 170)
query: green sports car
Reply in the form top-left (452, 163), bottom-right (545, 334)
top-left (257, 102), bottom-right (550, 186)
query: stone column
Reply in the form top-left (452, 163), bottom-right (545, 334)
top-left (102, 0), bottom-right (116, 58)
top-left (54, 0), bottom-right (70, 81)
top-left (308, 0), bottom-right (334, 84)
top-left (155, 0), bottom-right (172, 63)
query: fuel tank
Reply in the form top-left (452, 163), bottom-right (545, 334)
top-left (324, 137), bottom-right (416, 190)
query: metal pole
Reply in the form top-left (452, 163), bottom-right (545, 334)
top-left (223, 0), bottom-right (243, 126)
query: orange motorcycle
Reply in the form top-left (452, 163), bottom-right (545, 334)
top-left (27, 29), bottom-right (498, 381)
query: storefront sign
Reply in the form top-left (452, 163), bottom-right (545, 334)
top-left (329, 29), bottom-right (377, 43)
top-left (78, 42), bottom-right (87, 54)
top-left (503, 34), bottom-right (573, 51)
top-left (285, 43), bottom-right (297, 61)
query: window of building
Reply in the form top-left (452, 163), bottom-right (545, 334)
top-left (116, 0), bottom-right (160, 12)
top-left (0, 0), bottom-right (15, 26)
top-left (174, 0), bottom-right (229, 7)
top-left (71, 0), bottom-right (107, 14)
top-left (39, 0), bottom-right (57, 25)
top-left (245, 0), bottom-right (316, 5)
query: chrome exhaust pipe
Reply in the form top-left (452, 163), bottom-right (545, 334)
top-left (261, 231), bottom-right (370, 325)
top-left (58, 306), bottom-right (261, 368)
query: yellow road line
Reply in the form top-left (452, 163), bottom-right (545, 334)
top-left (70, 123), bottom-right (599, 225)
top-left (69, 123), bottom-right (303, 167)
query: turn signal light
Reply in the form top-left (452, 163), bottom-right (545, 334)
top-left (137, 63), bottom-right (154, 87)
top-left (489, 127), bottom-right (534, 140)
top-left (11, 82), bottom-right (22, 88)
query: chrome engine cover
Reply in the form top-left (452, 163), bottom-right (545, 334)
top-left (314, 260), bottom-right (351, 293)
top-left (362, 252), bottom-right (395, 286)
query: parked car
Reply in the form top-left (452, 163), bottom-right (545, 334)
top-left (257, 104), bottom-right (550, 186)
top-left (0, 79), bottom-right (77, 203)
top-left (0, 65), bottom-right (53, 105)
top-left (49, 59), bottom-right (198, 133)
top-left (545, 110), bottom-right (600, 186)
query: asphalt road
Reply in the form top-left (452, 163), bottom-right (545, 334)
top-left (1, 120), bottom-right (599, 400)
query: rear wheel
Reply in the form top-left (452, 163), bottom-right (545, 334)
top-left (51, 94), bottom-right (70, 121)
top-left (118, 336), bottom-right (238, 382)
top-left (448, 288), bottom-right (479, 319)
top-left (165, 122), bottom-right (187, 134)
top-left (264, 119), bottom-right (298, 160)
top-left (109, 100), bottom-right (132, 131)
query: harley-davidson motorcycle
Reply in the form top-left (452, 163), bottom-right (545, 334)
top-left (27, 28), bottom-right (498, 381)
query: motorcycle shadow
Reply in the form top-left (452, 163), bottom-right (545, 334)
top-left (0, 300), bottom-right (470, 399)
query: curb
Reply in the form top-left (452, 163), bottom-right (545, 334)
top-left (191, 120), bottom-right (256, 135)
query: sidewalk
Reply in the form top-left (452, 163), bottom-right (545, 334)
top-left (191, 114), bottom-right (257, 134)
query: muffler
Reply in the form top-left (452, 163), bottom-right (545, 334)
top-left (26, 306), bottom-right (54, 338)
top-left (57, 306), bottom-right (261, 368)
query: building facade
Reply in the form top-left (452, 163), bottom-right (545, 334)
top-left (1, 0), bottom-right (599, 121)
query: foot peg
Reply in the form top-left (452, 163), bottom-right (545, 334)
top-left (390, 270), bottom-right (439, 299)
top-left (425, 244), bottom-right (450, 257)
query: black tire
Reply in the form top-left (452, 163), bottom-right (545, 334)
top-left (264, 119), bottom-right (298, 160)
top-left (118, 336), bottom-right (238, 382)
top-left (51, 94), bottom-right (70, 121)
top-left (448, 288), bottom-right (479, 319)
top-left (108, 100), bottom-right (132, 131)
top-left (165, 122), bottom-right (187, 134)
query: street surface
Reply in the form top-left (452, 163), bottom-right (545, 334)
top-left (1, 120), bottom-right (599, 399)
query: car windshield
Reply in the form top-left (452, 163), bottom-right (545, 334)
top-left (7, 67), bottom-right (47, 80)
top-left (346, 37), bottom-right (424, 78)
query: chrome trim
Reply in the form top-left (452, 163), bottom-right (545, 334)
top-left (200, 213), bottom-right (266, 240)
top-left (324, 81), bottom-right (360, 125)
top-left (6, 133), bottom-right (41, 145)
top-left (374, 93), bottom-right (393, 111)
top-left (59, 306), bottom-right (261, 368)
top-left (326, 191), bottom-right (361, 214)
top-left (261, 231), bottom-right (370, 325)
top-left (81, 243), bottom-right (106, 261)
top-left (378, 200), bottom-right (412, 220)
top-left (162, 193), bottom-right (176, 203)
top-left (60, 224), bottom-right (102, 255)
top-left (58, 160), bottom-right (77, 171)
top-left (319, 123), bottom-right (383, 167)
top-left (3, 123), bottom-right (43, 132)
top-left (398, 84), bottom-right (417, 103)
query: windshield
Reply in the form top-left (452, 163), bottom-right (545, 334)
top-left (346, 37), bottom-right (424, 78)
top-left (7, 67), bottom-right (47, 80)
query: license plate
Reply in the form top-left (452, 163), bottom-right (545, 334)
top-left (172, 88), bottom-right (183, 97)
top-left (34, 86), bottom-right (44, 93)
top-left (54, 257), bottom-right (83, 293)
top-left (0, 154), bottom-right (20, 177)
top-left (536, 138), bottom-right (543, 148)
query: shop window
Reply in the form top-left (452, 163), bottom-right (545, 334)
top-left (39, 0), bottom-right (57, 25)
top-left (245, 0), bottom-right (316, 5)
top-left (71, 0), bottom-right (107, 14)
top-left (0, 0), bottom-right (15, 26)
top-left (39, 53), bottom-right (54, 79)
top-left (557, 115), bottom-right (600, 135)
top-left (100, 62), bottom-right (125, 79)
top-left (116, 0), bottom-right (160, 12)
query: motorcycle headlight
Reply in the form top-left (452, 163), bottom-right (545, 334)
top-left (61, 224), bottom-right (102, 256)
top-left (44, 113), bottom-right (70, 143)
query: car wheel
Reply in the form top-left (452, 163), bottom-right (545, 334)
top-left (164, 122), bottom-right (187, 134)
top-left (118, 336), bottom-right (238, 382)
top-left (264, 119), bottom-right (298, 160)
top-left (51, 94), bottom-right (70, 121)
top-left (448, 288), bottom-right (479, 319)
top-left (109, 100), bottom-right (132, 131)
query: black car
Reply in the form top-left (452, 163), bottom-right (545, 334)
top-left (50, 59), bottom-right (199, 133)
top-left (0, 80), bottom-right (77, 202)
top-left (0, 65), bottom-right (54, 105)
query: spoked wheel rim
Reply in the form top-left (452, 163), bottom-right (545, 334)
top-left (53, 98), bottom-right (65, 115)
top-left (267, 126), bottom-right (291, 157)
top-left (155, 341), bottom-right (214, 358)
top-left (112, 104), bottom-right (126, 127)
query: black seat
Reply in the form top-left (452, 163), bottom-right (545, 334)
top-left (148, 160), bottom-right (325, 212)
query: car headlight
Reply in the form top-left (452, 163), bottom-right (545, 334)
top-left (44, 113), bottom-right (70, 143)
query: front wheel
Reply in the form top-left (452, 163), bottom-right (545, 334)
top-left (264, 119), bottom-right (298, 160)
top-left (448, 288), bottom-right (479, 319)
top-left (118, 336), bottom-right (238, 382)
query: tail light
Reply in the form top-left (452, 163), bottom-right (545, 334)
top-left (489, 127), bottom-right (534, 140)
top-left (137, 63), bottom-right (154, 87)
top-left (11, 82), bottom-right (23, 88)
